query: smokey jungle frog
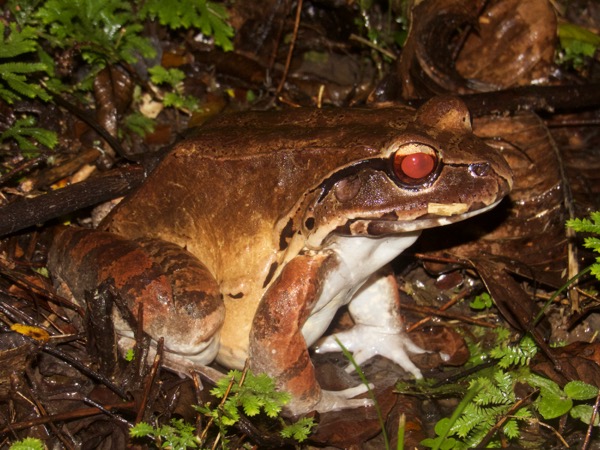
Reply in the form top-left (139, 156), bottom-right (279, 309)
top-left (48, 97), bottom-right (512, 416)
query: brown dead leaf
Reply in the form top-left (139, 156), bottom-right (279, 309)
top-left (410, 326), bottom-right (470, 367)
top-left (550, 115), bottom-right (600, 217)
top-left (310, 385), bottom-right (397, 447)
top-left (397, 0), bottom-right (482, 98)
top-left (456, 0), bottom-right (556, 88)
top-left (532, 341), bottom-right (600, 388)
top-left (397, 0), bottom-right (556, 98)
top-left (0, 332), bottom-right (35, 399)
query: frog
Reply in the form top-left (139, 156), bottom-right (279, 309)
top-left (48, 96), bottom-right (512, 416)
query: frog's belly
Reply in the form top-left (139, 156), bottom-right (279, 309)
top-left (215, 297), bottom-right (257, 369)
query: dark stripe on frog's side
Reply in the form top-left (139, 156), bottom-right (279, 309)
top-left (262, 261), bottom-right (279, 288)
top-left (279, 218), bottom-right (295, 251)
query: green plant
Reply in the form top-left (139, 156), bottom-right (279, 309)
top-left (9, 437), bottom-right (45, 450)
top-left (279, 416), bottom-right (316, 442)
top-left (469, 292), bottom-right (493, 310)
top-left (131, 370), bottom-right (315, 449)
top-left (0, 23), bottom-right (51, 104)
top-left (557, 23), bottom-right (600, 70)
top-left (0, 21), bottom-right (58, 153)
top-left (2, 0), bottom-right (235, 152)
top-left (35, 0), bottom-right (155, 67)
top-left (1, 116), bottom-right (58, 156)
top-left (148, 66), bottom-right (198, 112)
top-left (198, 369), bottom-right (291, 426)
top-left (141, 0), bottom-right (234, 51)
top-left (422, 330), bottom-right (599, 449)
top-left (198, 370), bottom-right (314, 445)
top-left (421, 213), bottom-right (600, 447)
top-left (567, 211), bottom-right (600, 280)
top-left (489, 333), bottom-right (537, 368)
top-left (529, 375), bottom-right (599, 425)
top-left (130, 419), bottom-right (199, 450)
top-left (422, 367), bottom-right (533, 449)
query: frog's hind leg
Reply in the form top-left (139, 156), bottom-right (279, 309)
top-left (48, 226), bottom-right (225, 367)
top-left (249, 254), bottom-right (373, 416)
top-left (315, 270), bottom-right (426, 379)
top-left (133, 237), bottom-right (225, 363)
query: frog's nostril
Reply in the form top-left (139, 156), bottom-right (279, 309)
top-left (469, 162), bottom-right (490, 177)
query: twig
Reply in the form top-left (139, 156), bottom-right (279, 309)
top-left (276, 0), bottom-right (303, 96)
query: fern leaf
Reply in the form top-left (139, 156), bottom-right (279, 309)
top-left (241, 395), bottom-right (261, 417)
top-left (36, 0), bottom-right (155, 65)
top-left (198, 1), bottom-right (234, 51)
top-left (142, 0), bottom-right (233, 51)
top-left (453, 403), bottom-right (487, 438)
top-left (3, 73), bottom-right (47, 100)
top-left (0, 61), bottom-right (48, 74)
top-left (567, 212), bottom-right (600, 233)
top-left (0, 86), bottom-right (20, 103)
top-left (1, 116), bottom-right (58, 154)
top-left (0, 24), bottom-right (39, 58)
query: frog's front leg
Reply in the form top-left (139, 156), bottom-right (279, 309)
top-left (249, 255), bottom-right (371, 416)
top-left (48, 226), bottom-right (225, 366)
top-left (315, 271), bottom-right (426, 379)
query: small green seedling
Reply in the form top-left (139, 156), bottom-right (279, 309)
top-left (9, 437), bottom-right (45, 450)
top-left (130, 369), bottom-right (315, 449)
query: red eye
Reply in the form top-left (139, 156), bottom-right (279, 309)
top-left (397, 153), bottom-right (435, 179)
top-left (390, 143), bottom-right (439, 186)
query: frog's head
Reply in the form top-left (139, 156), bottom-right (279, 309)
top-left (303, 97), bottom-right (513, 247)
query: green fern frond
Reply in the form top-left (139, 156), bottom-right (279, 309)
top-left (503, 406), bottom-right (533, 439)
top-left (1, 116), bottom-right (58, 155)
top-left (490, 334), bottom-right (537, 368)
top-left (0, 23), bottom-right (39, 58)
top-left (123, 112), bottom-right (155, 137)
top-left (567, 211), bottom-right (600, 233)
top-left (3, 72), bottom-right (46, 100)
top-left (493, 370), bottom-right (515, 398)
top-left (568, 212), bottom-right (600, 280)
top-left (149, 66), bottom-right (186, 86)
top-left (453, 403), bottom-right (486, 438)
top-left (0, 23), bottom-right (50, 104)
top-left (142, 0), bottom-right (234, 51)
top-left (209, 370), bottom-right (290, 420)
top-left (35, 0), bottom-right (156, 66)
top-left (280, 417), bottom-right (316, 443)
top-left (0, 61), bottom-right (48, 75)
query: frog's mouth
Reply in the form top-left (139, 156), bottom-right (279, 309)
top-left (343, 199), bottom-right (503, 237)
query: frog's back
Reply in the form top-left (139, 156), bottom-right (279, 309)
top-left (180, 106), bottom-right (416, 158)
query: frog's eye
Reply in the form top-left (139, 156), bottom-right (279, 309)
top-left (391, 143), bottom-right (438, 185)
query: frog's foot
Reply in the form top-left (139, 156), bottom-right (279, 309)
top-left (315, 325), bottom-right (425, 379)
top-left (313, 384), bottom-right (374, 413)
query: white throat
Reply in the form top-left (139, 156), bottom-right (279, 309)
top-left (301, 231), bottom-right (421, 346)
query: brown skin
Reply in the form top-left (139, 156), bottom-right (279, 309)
top-left (48, 97), bottom-right (512, 415)
top-left (250, 254), bottom-right (331, 413)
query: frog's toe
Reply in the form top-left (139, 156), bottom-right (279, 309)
top-left (313, 386), bottom-right (374, 413)
top-left (315, 325), bottom-right (425, 379)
